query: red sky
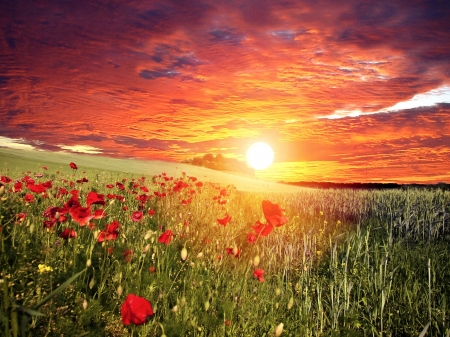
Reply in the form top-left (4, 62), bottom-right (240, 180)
top-left (1, 0), bottom-right (450, 183)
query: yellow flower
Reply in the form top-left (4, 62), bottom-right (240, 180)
top-left (38, 264), bottom-right (53, 273)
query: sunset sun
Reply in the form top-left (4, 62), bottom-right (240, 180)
top-left (246, 142), bottom-right (274, 170)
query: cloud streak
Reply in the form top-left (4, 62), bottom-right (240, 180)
top-left (0, 0), bottom-right (449, 183)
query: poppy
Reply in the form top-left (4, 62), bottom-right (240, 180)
top-left (24, 193), bottom-right (34, 203)
top-left (70, 206), bottom-right (94, 226)
top-left (60, 228), bottom-right (77, 240)
top-left (253, 268), bottom-right (265, 282)
top-left (148, 209), bottom-right (155, 216)
top-left (86, 191), bottom-right (105, 206)
top-left (262, 200), bottom-right (288, 227)
top-left (13, 181), bottom-right (23, 192)
top-left (123, 249), bottom-right (133, 263)
top-left (0, 176), bottom-right (11, 184)
top-left (217, 214), bottom-right (231, 226)
top-left (97, 221), bottom-right (120, 242)
top-left (27, 182), bottom-right (47, 193)
top-left (93, 209), bottom-right (106, 219)
top-left (158, 229), bottom-right (173, 245)
top-left (247, 232), bottom-right (257, 243)
top-left (16, 213), bottom-right (27, 223)
top-left (69, 162), bottom-right (78, 170)
top-left (131, 211), bottom-right (143, 222)
top-left (106, 184), bottom-right (114, 188)
top-left (121, 294), bottom-right (154, 325)
top-left (251, 221), bottom-right (274, 237)
top-left (42, 166), bottom-right (48, 170)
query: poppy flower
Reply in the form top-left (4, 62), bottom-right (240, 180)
top-left (27, 182), bottom-right (47, 193)
top-left (42, 166), bottom-right (48, 170)
top-left (225, 247), bottom-right (241, 258)
top-left (69, 162), bottom-right (78, 170)
top-left (247, 232), bottom-right (257, 243)
top-left (131, 211), bottom-right (143, 222)
top-left (217, 214), bottom-right (231, 226)
top-left (93, 209), bottom-right (106, 219)
top-left (123, 249), bottom-right (133, 263)
top-left (70, 206), bottom-right (94, 226)
top-left (24, 193), bottom-right (34, 203)
top-left (262, 200), bottom-right (288, 227)
top-left (1, 176), bottom-right (11, 184)
top-left (106, 184), bottom-right (114, 189)
top-left (16, 213), bottom-right (27, 223)
top-left (87, 191), bottom-right (105, 206)
top-left (158, 229), bottom-right (173, 245)
top-left (251, 221), bottom-right (274, 237)
top-left (121, 294), bottom-right (154, 325)
top-left (148, 209), bottom-right (155, 216)
top-left (97, 221), bottom-right (120, 242)
top-left (60, 228), bottom-right (77, 240)
top-left (253, 268), bottom-right (265, 282)
top-left (13, 181), bottom-right (23, 192)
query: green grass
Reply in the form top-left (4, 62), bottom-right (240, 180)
top-left (1, 149), bottom-right (449, 336)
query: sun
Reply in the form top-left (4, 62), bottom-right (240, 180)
top-left (246, 142), bottom-right (274, 170)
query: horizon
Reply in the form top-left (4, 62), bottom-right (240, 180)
top-left (1, 0), bottom-right (450, 184)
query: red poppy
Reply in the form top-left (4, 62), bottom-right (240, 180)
top-left (13, 181), bottom-right (23, 192)
top-left (253, 268), bottom-right (265, 282)
top-left (225, 247), bottom-right (241, 258)
top-left (35, 173), bottom-right (43, 178)
top-left (60, 228), bottom-right (77, 240)
top-left (148, 209), bottom-right (155, 216)
top-left (121, 294), bottom-right (154, 325)
top-left (148, 266), bottom-right (156, 273)
top-left (64, 195), bottom-right (81, 209)
top-left (24, 193), bottom-right (34, 203)
top-left (131, 211), bottom-right (143, 222)
top-left (42, 166), bottom-right (48, 170)
top-left (26, 182), bottom-right (47, 193)
top-left (106, 184), bottom-right (114, 188)
top-left (93, 209), bottom-right (106, 219)
top-left (70, 206), bottom-right (94, 226)
top-left (158, 230), bottom-right (173, 245)
top-left (251, 221), bottom-right (274, 237)
top-left (87, 191), bottom-right (105, 206)
top-left (1, 176), bottom-right (11, 184)
top-left (16, 213), bottom-right (27, 223)
top-left (69, 162), bottom-right (78, 170)
top-left (97, 220), bottom-right (120, 242)
top-left (247, 232), bottom-right (257, 243)
top-left (123, 249), bottom-right (133, 263)
top-left (42, 180), bottom-right (52, 189)
top-left (217, 214), bottom-right (231, 226)
top-left (262, 200), bottom-right (288, 227)
top-left (116, 182), bottom-right (125, 190)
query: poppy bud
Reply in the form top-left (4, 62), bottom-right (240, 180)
top-left (197, 252), bottom-right (203, 259)
top-left (233, 247), bottom-right (239, 256)
top-left (143, 244), bottom-right (151, 254)
top-left (89, 278), bottom-right (96, 289)
top-left (204, 301), bottom-right (210, 311)
top-left (55, 211), bottom-right (60, 220)
top-left (172, 305), bottom-right (178, 313)
top-left (181, 247), bottom-right (188, 261)
top-left (275, 288), bottom-right (281, 296)
top-left (275, 323), bottom-right (284, 336)
top-left (82, 299), bottom-right (88, 311)
top-left (86, 258), bottom-right (92, 267)
top-left (253, 255), bottom-right (260, 267)
top-left (287, 297), bottom-right (294, 310)
top-left (117, 285), bottom-right (123, 296)
top-left (180, 296), bottom-right (186, 306)
top-left (0, 185), bottom-right (5, 196)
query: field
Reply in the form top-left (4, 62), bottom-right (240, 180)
top-left (1, 149), bottom-right (450, 336)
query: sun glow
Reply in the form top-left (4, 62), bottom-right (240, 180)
top-left (246, 142), bottom-right (274, 170)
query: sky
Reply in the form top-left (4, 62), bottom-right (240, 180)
top-left (1, 0), bottom-right (450, 184)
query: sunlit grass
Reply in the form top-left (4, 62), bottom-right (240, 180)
top-left (0, 158), bottom-right (449, 336)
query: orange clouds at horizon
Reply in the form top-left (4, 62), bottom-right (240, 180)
top-left (1, 0), bottom-right (450, 184)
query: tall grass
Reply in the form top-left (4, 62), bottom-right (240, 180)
top-left (0, 162), bottom-right (449, 336)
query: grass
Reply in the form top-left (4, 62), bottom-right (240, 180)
top-left (0, 149), bottom-right (449, 336)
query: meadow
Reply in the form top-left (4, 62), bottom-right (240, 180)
top-left (1, 150), bottom-right (450, 336)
